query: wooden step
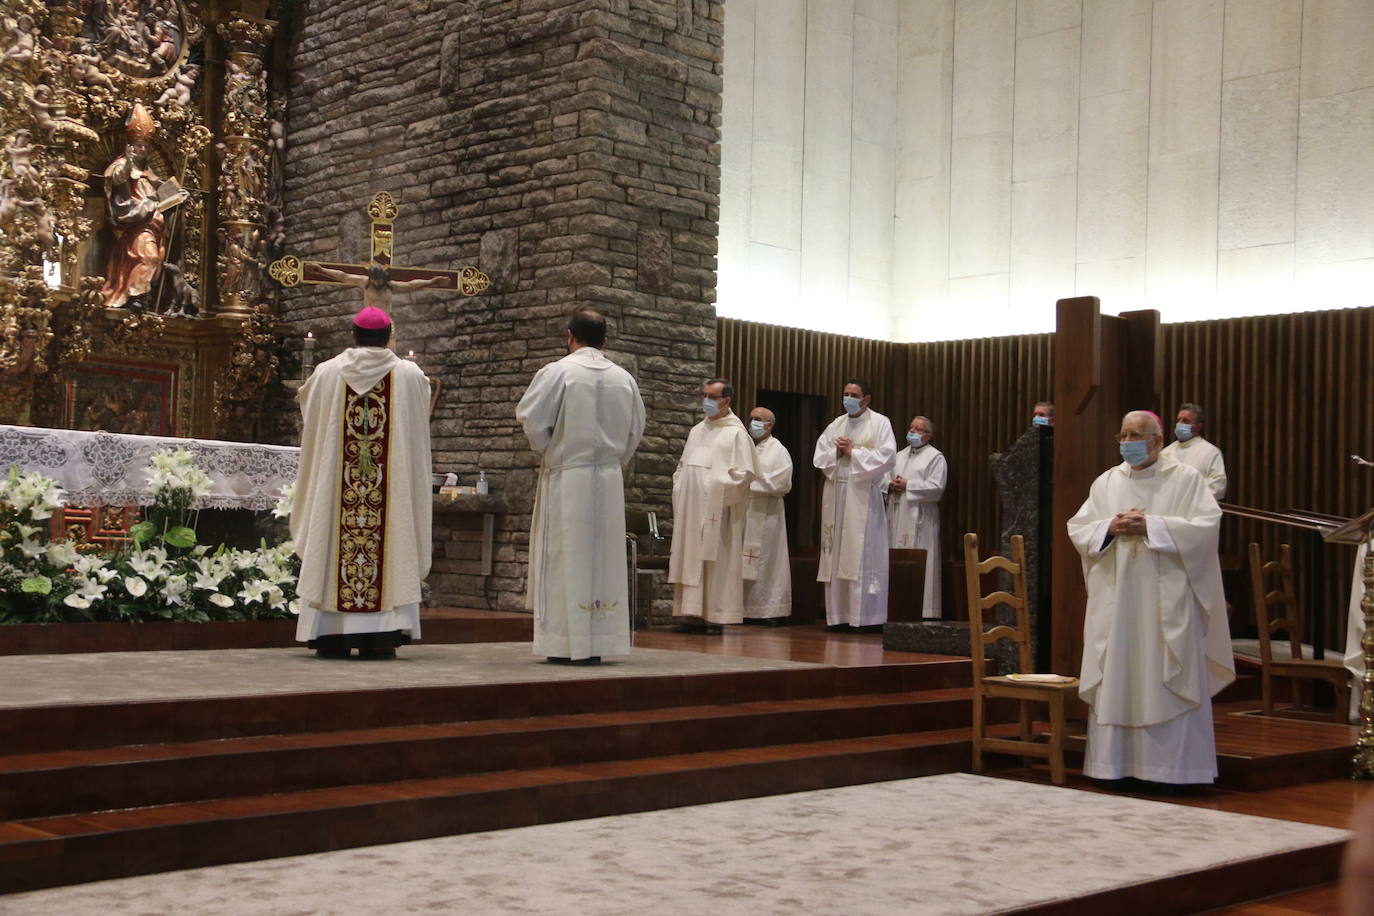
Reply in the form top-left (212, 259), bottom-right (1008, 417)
top-left (0, 688), bottom-right (991, 820)
top-left (0, 658), bottom-right (974, 754)
top-left (0, 731), bottom-right (974, 894)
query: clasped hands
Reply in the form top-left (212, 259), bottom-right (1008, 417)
top-left (889, 475), bottom-right (906, 492)
top-left (1108, 507), bottom-right (1147, 537)
top-left (836, 436), bottom-right (853, 458)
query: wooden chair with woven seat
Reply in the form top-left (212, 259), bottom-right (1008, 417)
top-left (1247, 542), bottom-right (1350, 722)
top-left (965, 532), bottom-right (1079, 784)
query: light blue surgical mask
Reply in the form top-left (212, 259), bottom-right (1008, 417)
top-left (749, 420), bottom-right (768, 440)
top-left (842, 395), bottom-right (862, 416)
top-left (702, 397), bottom-right (720, 415)
top-left (1033, 415), bottom-right (1050, 427)
top-left (1175, 422), bottom-right (1193, 442)
top-left (907, 432), bottom-right (926, 448)
top-left (1119, 439), bottom-right (1151, 467)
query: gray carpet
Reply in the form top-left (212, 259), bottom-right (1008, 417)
top-left (0, 774), bottom-right (1348, 915)
top-left (0, 642), bottom-right (822, 707)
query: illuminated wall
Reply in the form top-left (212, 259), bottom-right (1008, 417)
top-left (718, 0), bottom-right (1374, 342)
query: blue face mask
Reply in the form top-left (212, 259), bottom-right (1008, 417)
top-left (702, 397), bottom-right (720, 415)
top-left (1120, 439), bottom-right (1151, 467)
top-left (749, 420), bottom-right (768, 440)
top-left (842, 395), bottom-right (862, 416)
top-left (1175, 422), bottom-right (1193, 442)
top-left (907, 432), bottom-right (925, 448)
top-left (1033, 415), bottom-right (1050, 427)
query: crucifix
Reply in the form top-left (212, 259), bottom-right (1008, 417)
top-left (270, 192), bottom-right (488, 416)
top-left (267, 191), bottom-right (491, 302)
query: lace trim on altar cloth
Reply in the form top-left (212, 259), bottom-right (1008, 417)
top-left (0, 425), bottom-right (299, 511)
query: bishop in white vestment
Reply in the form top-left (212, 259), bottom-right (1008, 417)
top-left (814, 380), bottom-right (897, 629)
top-left (883, 415), bottom-right (947, 618)
top-left (516, 309), bottom-right (646, 663)
top-left (669, 380), bottom-right (758, 629)
top-left (1068, 410), bottom-right (1234, 784)
top-left (1160, 402), bottom-right (1227, 500)
top-left (743, 407), bottom-right (793, 622)
top-left (292, 307), bottom-right (433, 658)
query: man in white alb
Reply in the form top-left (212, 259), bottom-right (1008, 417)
top-left (668, 379), bottom-right (758, 634)
top-left (516, 308), bottom-right (646, 665)
top-left (1161, 402), bottom-right (1227, 500)
top-left (1068, 410), bottom-right (1235, 786)
top-left (292, 307), bottom-right (432, 659)
top-left (814, 379), bottom-right (897, 633)
top-left (883, 415), bottom-right (947, 618)
top-left (742, 406), bottom-right (793, 625)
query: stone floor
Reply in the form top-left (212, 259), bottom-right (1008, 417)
top-left (0, 642), bottom-right (823, 707)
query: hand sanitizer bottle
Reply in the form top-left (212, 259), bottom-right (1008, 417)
top-left (476, 470), bottom-right (488, 495)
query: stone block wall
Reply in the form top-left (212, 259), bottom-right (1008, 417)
top-left (278, 0), bottom-right (724, 611)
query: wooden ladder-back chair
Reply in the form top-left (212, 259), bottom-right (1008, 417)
top-left (965, 533), bottom-right (1079, 784)
top-left (1247, 542), bottom-right (1350, 721)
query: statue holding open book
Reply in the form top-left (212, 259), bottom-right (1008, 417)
top-left (99, 102), bottom-right (188, 310)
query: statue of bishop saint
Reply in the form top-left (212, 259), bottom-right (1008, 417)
top-left (291, 306), bottom-right (433, 659)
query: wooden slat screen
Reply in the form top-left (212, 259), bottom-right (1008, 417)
top-left (721, 306), bottom-right (1374, 641)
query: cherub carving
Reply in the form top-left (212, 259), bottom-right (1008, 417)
top-left (1, 14), bottom-right (35, 64)
top-left (155, 63), bottom-right (198, 109)
top-left (4, 131), bottom-right (41, 185)
top-left (16, 196), bottom-right (56, 251)
top-left (68, 42), bottom-right (117, 90)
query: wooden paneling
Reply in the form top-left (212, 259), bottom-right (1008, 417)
top-left (721, 305), bottom-right (1374, 648)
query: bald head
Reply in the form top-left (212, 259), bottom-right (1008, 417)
top-left (750, 407), bottom-right (775, 424)
top-left (1122, 410), bottom-right (1162, 437)
top-left (748, 406), bottom-right (775, 441)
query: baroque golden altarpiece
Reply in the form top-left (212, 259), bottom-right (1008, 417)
top-left (0, 0), bottom-right (288, 439)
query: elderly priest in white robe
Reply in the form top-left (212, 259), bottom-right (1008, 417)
top-left (883, 415), bottom-right (947, 618)
top-left (292, 306), bottom-right (432, 660)
top-left (669, 379), bottom-right (758, 633)
top-left (1068, 409), bottom-right (1235, 786)
top-left (814, 378), bottom-right (897, 632)
top-left (742, 406), bottom-right (793, 624)
top-left (516, 308), bottom-right (646, 664)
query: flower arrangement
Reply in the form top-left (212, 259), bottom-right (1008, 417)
top-left (0, 450), bottom-right (300, 625)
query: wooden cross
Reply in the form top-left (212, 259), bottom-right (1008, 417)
top-left (267, 192), bottom-right (491, 297)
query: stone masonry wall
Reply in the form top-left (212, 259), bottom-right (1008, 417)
top-left (278, 0), bottom-right (723, 612)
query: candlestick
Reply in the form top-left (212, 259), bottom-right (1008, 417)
top-left (302, 332), bottom-right (316, 377)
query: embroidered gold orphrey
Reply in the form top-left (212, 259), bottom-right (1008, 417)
top-left (336, 373), bottom-right (392, 612)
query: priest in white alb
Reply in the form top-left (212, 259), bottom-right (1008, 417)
top-left (1068, 410), bottom-right (1235, 786)
top-left (292, 306), bottom-right (433, 659)
top-left (1160, 402), bottom-right (1227, 500)
top-left (516, 308), bottom-right (645, 664)
top-left (742, 406), bottom-right (793, 625)
top-left (668, 378), bottom-right (757, 633)
top-left (814, 378), bottom-right (897, 632)
top-left (883, 415), bottom-right (947, 618)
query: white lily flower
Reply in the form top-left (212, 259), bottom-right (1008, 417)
top-left (16, 538), bottom-right (44, 560)
top-left (163, 575), bottom-right (189, 606)
top-left (13, 523), bottom-right (39, 539)
top-left (45, 542), bottom-right (79, 567)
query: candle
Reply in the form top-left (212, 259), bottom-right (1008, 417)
top-left (301, 332), bottom-right (316, 376)
top-left (406, 350), bottom-right (415, 360)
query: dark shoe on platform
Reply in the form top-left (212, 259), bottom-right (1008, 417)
top-left (315, 648), bottom-right (352, 660)
top-left (359, 647), bottom-right (397, 660)
top-left (760, 618), bottom-right (787, 627)
top-left (671, 622), bottom-right (705, 633)
top-left (855, 624), bottom-right (885, 634)
top-left (825, 624), bottom-right (854, 633)
top-left (572, 656), bottom-right (602, 665)
top-left (546, 656), bottom-right (573, 664)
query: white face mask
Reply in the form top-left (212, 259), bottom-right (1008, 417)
top-left (842, 395), bottom-right (862, 416)
top-left (702, 397), bottom-right (720, 415)
top-left (749, 419), bottom-right (768, 440)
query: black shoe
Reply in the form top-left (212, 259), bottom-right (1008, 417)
top-left (703, 625), bottom-right (723, 635)
top-left (825, 624), bottom-right (854, 633)
top-left (359, 647), bottom-right (396, 660)
top-left (315, 647), bottom-right (352, 659)
top-left (571, 656), bottom-right (602, 665)
top-left (759, 617), bottom-right (787, 627)
top-left (671, 621), bottom-right (706, 633)
top-left (546, 656), bottom-right (573, 664)
top-left (855, 624), bottom-right (885, 634)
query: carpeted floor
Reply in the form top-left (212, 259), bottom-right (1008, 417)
top-left (0, 774), bottom-right (1348, 915)
top-left (0, 642), bottom-right (822, 707)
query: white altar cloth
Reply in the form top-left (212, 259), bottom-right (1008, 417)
top-left (0, 425), bottom-right (299, 511)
